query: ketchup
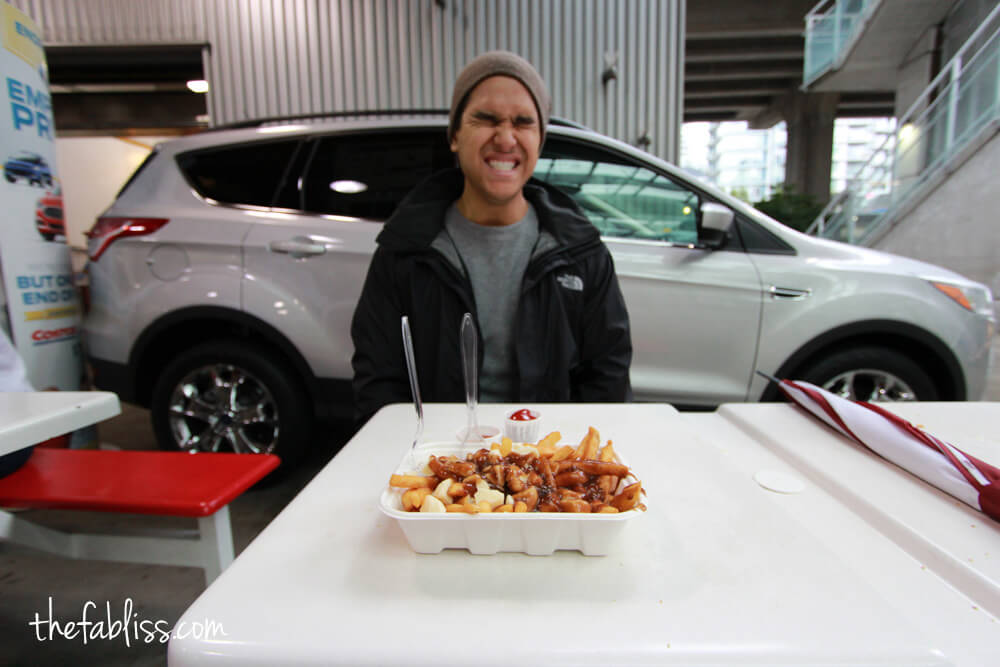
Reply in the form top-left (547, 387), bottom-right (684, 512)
top-left (509, 408), bottom-right (538, 421)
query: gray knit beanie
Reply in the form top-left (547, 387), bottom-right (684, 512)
top-left (448, 51), bottom-right (551, 144)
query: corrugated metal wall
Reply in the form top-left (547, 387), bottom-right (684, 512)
top-left (13, 0), bottom-right (684, 161)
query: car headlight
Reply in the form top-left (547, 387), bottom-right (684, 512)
top-left (930, 281), bottom-right (995, 320)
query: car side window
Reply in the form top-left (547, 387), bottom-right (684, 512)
top-left (301, 130), bottom-right (453, 220)
top-left (536, 138), bottom-right (700, 244)
top-left (177, 140), bottom-right (300, 207)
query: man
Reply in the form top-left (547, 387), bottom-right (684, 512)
top-left (350, 51), bottom-right (631, 422)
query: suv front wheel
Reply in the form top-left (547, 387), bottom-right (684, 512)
top-left (798, 345), bottom-right (938, 402)
top-left (151, 340), bottom-right (311, 466)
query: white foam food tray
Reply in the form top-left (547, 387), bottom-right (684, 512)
top-left (379, 441), bottom-right (645, 556)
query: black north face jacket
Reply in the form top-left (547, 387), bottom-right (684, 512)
top-left (350, 168), bottom-right (632, 422)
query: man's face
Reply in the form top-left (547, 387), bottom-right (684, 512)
top-left (450, 75), bottom-right (541, 214)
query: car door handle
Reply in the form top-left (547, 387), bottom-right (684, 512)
top-left (268, 237), bottom-right (326, 258)
top-left (768, 285), bottom-right (811, 300)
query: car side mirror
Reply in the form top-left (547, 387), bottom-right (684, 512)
top-left (699, 202), bottom-right (734, 249)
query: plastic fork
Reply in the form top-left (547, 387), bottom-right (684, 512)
top-left (401, 316), bottom-right (423, 463)
top-left (460, 312), bottom-right (482, 446)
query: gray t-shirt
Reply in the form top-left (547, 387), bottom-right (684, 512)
top-left (433, 204), bottom-right (540, 402)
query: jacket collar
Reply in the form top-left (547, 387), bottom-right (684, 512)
top-left (376, 168), bottom-right (599, 251)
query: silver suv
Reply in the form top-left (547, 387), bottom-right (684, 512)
top-left (83, 113), bottom-right (995, 465)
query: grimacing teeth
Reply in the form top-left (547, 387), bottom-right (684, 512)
top-left (488, 160), bottom-right (516, 171)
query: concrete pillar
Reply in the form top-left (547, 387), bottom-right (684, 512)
top-left (782, 91), bottom-right (840, 205)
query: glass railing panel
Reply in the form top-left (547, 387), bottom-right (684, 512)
top-left (810, 6), bottom-right (1000, 245)
top-left (952, 40), bottom-right (1000, 148)
top-left (804, 14), bottom-right (837, 83)
top-left (891, 30), bottom-right (1000, 213)
top-left (803, 0), bottom-right (870, 86)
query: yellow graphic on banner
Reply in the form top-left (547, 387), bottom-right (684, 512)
top-left (2, 3), bottom-right (44, 68)
top-left (24, 305), bottom-right (79, 321)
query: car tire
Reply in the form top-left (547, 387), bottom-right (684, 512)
top-left (151, 340), bottom-right (312, 467)
top-left (40, 232), bottom-right (54, 241)
top-left (798, 346), bottom-right (938, 402)
top-left (4, 173), bottom-right (14, 183)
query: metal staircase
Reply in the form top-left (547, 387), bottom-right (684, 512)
top-left (806, 2), bottom-right (1000, 245)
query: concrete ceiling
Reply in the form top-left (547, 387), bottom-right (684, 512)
top-left (47, 45), bottom-right (207, 134)
top-left (685, 0), bottom-right (895, 124)
top-left (46, 0), bottom-right (898, 134)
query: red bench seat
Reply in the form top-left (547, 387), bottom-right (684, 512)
top-left (0, 448), bottom-right (279, 516)
top-left (0, 448), bottom-right (280, 584)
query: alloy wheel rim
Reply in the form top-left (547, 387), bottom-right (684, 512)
top-left (167, 363), bottom-right (280, 454)
top-left (822, 368), bottom-right (918, 402)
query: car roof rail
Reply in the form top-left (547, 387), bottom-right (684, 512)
top-left (207, 110), bottom-right (589, 132)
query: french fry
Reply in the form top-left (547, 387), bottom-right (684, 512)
top-left (389, 474), bottom-right (436, 489)
top-left (494, 504), bottom-right (514, 512)
top-left (499, 437), bottom-right (513, 456)
top-left (559, 487), bottom-right (584, 500)
top-left (447, 481), bottom-right (470, 498)
top-left (559, 498), bottom-right (592, 513)
top-left (584, 429), bottom-right (601, 460)
top-left (576, 460), bottom-right (628, 477)
top-left (536, 431), bottom-right (561, 457)
top-left (610, 481), bottom-right (642, 511)
top-left (513, 501), bottom-right (528, 512)
top-left (446, 503), bottom-right (465, 512)
top-left (551, 445), bottom-right (575, 462)
top-left (478, 501), bottom-right (493, 513)
top-left (574, 427), bottom-right (600, 459)
top-left (597, 474), bottom-right (617, 502)
top-left (401, 487), bottom-right (432, 510)
top-left (513, 485), bottom-right (539, 511)
top-left (401, 489), bottom-right (419, 511)
top-left (598, 441), bottom-right (616, 462)
top-left (554, 470), bottom-right (588, 487)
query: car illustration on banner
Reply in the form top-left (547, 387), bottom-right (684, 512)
top-left (35, 184), bottom-right (63, 241)
top-left (4, 150), bottom-right (53, 187)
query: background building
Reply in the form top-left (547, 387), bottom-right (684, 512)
top-left (680, 116), bottom-right (894, 205)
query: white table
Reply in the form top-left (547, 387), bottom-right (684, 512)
top-left (688, 401), bottom-right (1000, 623)
top-left (170, 402), bottom-right (1000, 666)
top-left (0, 391), bottom-right (121, 455)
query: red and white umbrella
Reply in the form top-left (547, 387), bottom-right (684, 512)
top-left (766, 375), bottom-right (1000, 523)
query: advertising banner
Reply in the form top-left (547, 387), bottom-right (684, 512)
top-left (0, 1), bottom-right (83, 391)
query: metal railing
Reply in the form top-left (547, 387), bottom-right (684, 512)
top-left (803, 0), bottom-right (872, 87)
top-left (807, 3), bottom-right (1000, 244)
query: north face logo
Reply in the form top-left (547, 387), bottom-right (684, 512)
top-left (556, 273), bottom-right (584, 291)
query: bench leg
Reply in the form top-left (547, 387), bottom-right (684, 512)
top-left (1, 509), bottom-right (74, 554)
top-left (0, 507), bottom-right (236, 586)
top-left (197, 506), bottom-right (235, 584)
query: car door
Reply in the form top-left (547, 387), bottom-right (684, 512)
top-left (537, 137), bottom-right (764, 406)
top-left (241, 128), bottom-right (454, 381)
